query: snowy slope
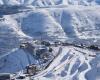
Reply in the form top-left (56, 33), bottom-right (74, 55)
top-left (0, 0), bottom-right (100, 80)
top-left (0, 48), bottom-right (36, 73)
top-left (29, 0), bottom-right (100, 6)
top-left (0, 15), bottom-right (32, 56)
top-left (0, 0), bottom-right (100, 6)
top-left (47, 6), bottom-right (100, 39)
top-left (20, 5), bottom-right (100, 45)
top-left (31, 46), bottom-right (99, 80)
top-left (21, 9), bottom-right (67, 41)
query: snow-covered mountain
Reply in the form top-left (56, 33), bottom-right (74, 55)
top-left (0, 0), bottom-right (100, 80)
top-left (0, 0), bottom-right (100, 6)
top-left (0, 16), bottom-right (31, 55)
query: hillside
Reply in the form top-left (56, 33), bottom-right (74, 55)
top-left (0, 0), bottom-right (100, 80)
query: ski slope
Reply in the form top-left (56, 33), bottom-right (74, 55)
top-left (32, 46), bottom-right (99, 80)
top-left (0, 0), bottom-right (100, 80)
